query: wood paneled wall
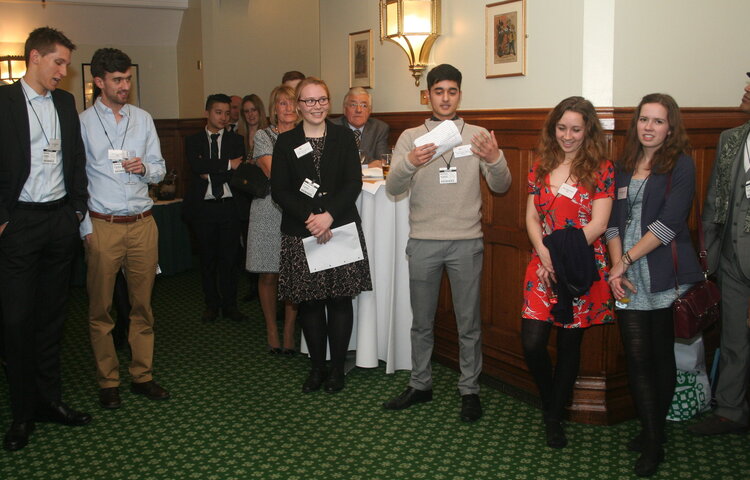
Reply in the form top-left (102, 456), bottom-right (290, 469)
top-left (155, 108), bottom-right (748, 425)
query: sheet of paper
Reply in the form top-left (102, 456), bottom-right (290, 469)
top-left (361, 166), bottom-right (384, 179)
top-left (413, 120), bottom-right (463, 161)
top-left (303, 222), bottom-right (364, 273)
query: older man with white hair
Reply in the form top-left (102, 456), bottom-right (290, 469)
top-left (336, 87), bottom-right (390, 166)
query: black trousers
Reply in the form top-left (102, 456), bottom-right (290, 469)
top-left (0, 204), bottom-right (79, 421)
top-left (192, 201), bottom-right (241, 311)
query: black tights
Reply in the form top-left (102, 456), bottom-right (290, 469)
top-left (617, 308), bottom-right (675, 442)
top-left (297, 296), bottom-right (353, 370)
top-left (521, 318), bottom-right (585, 422)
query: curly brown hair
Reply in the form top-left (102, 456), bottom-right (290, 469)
top-left (618, 93), bottom-right (690, 174)
top-left (534, 96), bottom-right (606, 193)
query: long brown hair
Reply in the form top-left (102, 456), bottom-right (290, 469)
top-left (534, 96), bottom-right (606, 192)
top-left (618, 93), bottom-right (690, 174)
top-left (237, 94), bottom-right (268, 153)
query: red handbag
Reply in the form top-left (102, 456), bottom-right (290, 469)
top-left (669, 185), bottom-right (720, 339)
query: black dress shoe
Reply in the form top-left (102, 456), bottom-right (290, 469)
top-left (302, 368), bottom-right (327, 393)
top-left (224, 308), bottom-right (248, 322)
top-left (201, 309), bottom-right (218, 323)
top-left (131, 380), bottom-right (171, 400)
top-left (634, 443), bottom-right (665, 477)
top-left (324, 368), bottom-right (345, 393)
top-left (460, 394), bottom-right (483, 422)
top-left (3, 421), bottom-right (35, 451)
top-left (99, 387), bottom-right (122, 409)
top-left (383, 386), bottom-right (433, 410)
top-left (544, 419), bottom-right (567, 448)
top-left (35, 402), bottom-right (92, 426)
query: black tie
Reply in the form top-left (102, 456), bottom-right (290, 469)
top-left (210, 133), bottom-right (223, 199)
top-left (228, 124), bottom-right (236, 132)
top-left (353, 129), bottom-right (362, 149)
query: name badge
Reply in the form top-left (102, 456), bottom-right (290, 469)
top-left (47, 138), bottom-right (61, 151)
top-left (439, 167), bottom-right (458, 184)
top-left (558, 182), bottom-right (577, 199)
top-left (42, 149), bottom-right (59, 164)
top-left (108, 149), bottom-right (126, 174)
top-left (617, 186), bottom-right (628, 200)
top-left (294, 142), bottom-right (313, 158)
top-left (300, 178), bottom-right (319, 198)
top-left (745, 180), bottom-right (750, 199)
top-left (453, 145), bottom-right (472, 158)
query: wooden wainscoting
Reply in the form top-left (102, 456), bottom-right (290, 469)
top-left (155, 108), bottom-right (747, 425)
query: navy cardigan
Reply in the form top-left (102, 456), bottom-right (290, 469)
top-left (606, 153), bottom-right (703, 293)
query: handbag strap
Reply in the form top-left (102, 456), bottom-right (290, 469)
top-left (667, 170), bottom-right (709, 293)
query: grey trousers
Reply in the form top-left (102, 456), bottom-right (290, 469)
top-left (406, 238), bottom-right (484, 395)
top-left (715, 251), bottom-right (750, 425)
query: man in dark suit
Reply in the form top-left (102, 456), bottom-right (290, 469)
top-left (184, 94), bottom-right (248, 322)
top-left (0, 27), bottom-right (91, 451)
top-left (335, 87), bottom-right (390, 166)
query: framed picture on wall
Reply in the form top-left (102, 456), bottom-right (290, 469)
top-left (349, 30), bottom-right (373, 88)
top-left (82, 63), bottom-right (140, 110)
top-left (485, 0), bottom-right (526, 78)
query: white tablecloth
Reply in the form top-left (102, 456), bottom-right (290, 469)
top-left (352, 182), bottom-right (412, 373)
top-left (301, 182), bottom-right (413, 373)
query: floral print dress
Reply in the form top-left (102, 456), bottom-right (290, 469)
top-left (521, 160), bottom-right (615, 328)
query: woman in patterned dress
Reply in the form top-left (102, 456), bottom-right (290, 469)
top-left (521, 96), bottom-right (615, 449)
top-left (246, 85), bottom-right (298, 354)
top-left (606, 94), bottom-right (702, 477)
top-left (271, 77), bottom-right (372, 393)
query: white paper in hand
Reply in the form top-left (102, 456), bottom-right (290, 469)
top-left (413, 120), bottom-right (463, 162)
top-left (303, 222), bottom-right (364, 273)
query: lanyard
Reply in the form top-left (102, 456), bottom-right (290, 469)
top-left (94, 103), bottom-right (130, 150)
top-left (22, 87), bottom-right (58, 145)
top-left (626, 175), bottom-right (650, 226)
top-left (539, 173), bottom-right (572, 231)
top-left (423, 119), bottom-right (465, 169)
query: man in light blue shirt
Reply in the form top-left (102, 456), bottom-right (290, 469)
top-left (79, 48), bottom-right (169, 410)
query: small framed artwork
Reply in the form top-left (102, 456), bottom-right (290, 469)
top-left (485, 0), bottom-right (526, 78)
top-left (349, 30), bottom-right (373, 88)
top-left (81, 63), bottom-right (140, 110)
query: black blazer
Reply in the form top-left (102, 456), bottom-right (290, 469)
top-left (271, 120), bottom-right (362, 237)
top-left (0, 82), bottom-right (88, 224)
top-left (183, 129), bottom-right (246, 222)
top-left (609, 153), bottom-right (703, 292)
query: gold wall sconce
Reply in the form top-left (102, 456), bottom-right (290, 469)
top-left (380, 0), bottom-right (441, 86)
top-left (0, 55), bottom-right (26, 85)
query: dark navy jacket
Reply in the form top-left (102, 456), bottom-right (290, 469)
top-left (607, 153), bottom-right (703, 293)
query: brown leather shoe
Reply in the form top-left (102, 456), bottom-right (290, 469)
top-left (130, 380), bottom-right (170, 400)
top-left (99, 387), bottom-right (122, 409)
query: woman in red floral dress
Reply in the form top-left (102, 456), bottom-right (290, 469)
top-left (521, 96), bottom-right (615, 449)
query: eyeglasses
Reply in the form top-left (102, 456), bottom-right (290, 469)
top-left (346, 102), bottom-right (369, 109)
top-left (299, 97), bottom-right (329, 107)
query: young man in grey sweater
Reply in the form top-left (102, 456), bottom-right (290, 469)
top-left (383, 64), bottom-right (512, 422)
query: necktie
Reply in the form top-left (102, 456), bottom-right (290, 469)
top-left (228, 124), bottom-right (236, 132)
top-left (353, 129), bottom-right (362, 149)
top-left (210, 133), bottom-right (223, 199)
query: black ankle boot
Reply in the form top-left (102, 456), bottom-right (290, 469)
top-left (634, 442), bottom-right (665, 477)
top-left (544, 420), bottom-right (567, 449)
top-left (324, 367), bottom-right (345, 393)
top-left (302, 367), bottom-right (327, 393)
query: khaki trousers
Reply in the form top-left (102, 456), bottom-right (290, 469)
top-left (87, 215), bottom-right (158, 387)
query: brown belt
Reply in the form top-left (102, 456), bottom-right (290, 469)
top-left (89, 209), bottom-right (153, 224)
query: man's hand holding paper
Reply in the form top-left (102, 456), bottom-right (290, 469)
top-left (411, 120), bottom-right (463, 165)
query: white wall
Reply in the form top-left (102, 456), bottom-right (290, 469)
top-left (320, 0), bottom-right (750, 113)
top-left (612, 0), bottom-right (750, 107)
top-left (199, 0), bottom-right (320, 108)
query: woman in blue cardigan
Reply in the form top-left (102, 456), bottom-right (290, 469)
top-left (606, 93), bottom-right (703, 477)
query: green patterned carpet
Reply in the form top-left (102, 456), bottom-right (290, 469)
top-left (1, 269), bottom-right (748, 479)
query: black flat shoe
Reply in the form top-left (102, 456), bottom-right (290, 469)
top-left (324, 368), bottom-right (345, 393)
top-left (35, 402), bottom-right (92, 426)
top-left (302, 368), bottom-right (327, 393)
top-left (544, 420), bottom-right (567, 448)
top-left (268, 347), bottom-right (282, 355)
top-left (634, 444), bottom-right (665, 477)
top-left (281, 348), bottom-right (297, 356)
top-left (3, 421), bottom-right (35, 451)
top-left (383, 386), bottom-right (433, 410)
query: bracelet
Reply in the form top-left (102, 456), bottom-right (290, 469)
top-left (622, 251), bottom-right (634, 266)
